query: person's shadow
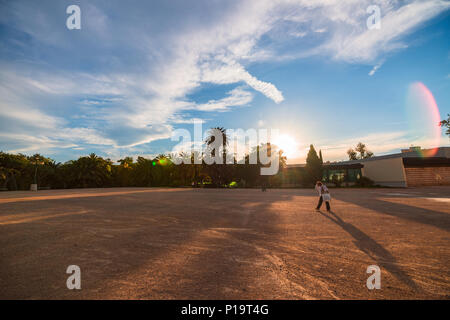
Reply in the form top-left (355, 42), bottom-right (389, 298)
top-left (317, 210), bottom-right (418, 290)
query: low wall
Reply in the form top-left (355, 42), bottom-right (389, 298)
top-left (405, 166), bottom-right (450, 187)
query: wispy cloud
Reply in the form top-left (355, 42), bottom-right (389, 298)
top-left (196, 87), bottom-right (253, 111)
top-left (317, 130), bottom-right (449, 162)
top-left (368, 62), bottom-right (383, 76)
top-left (320, 0), bottom-right (450, 62)
top-left (0, 0), bottom-right (448, 159)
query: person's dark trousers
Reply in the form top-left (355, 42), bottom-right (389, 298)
top-left (316, 196), bottom-right (330, 211)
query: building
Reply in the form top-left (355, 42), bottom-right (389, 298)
top-left (323, 146), bottom-right (450, 187)
top-left (285, 146), bottom-right (450, 187)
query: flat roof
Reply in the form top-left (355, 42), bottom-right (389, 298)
top-left (285, 147), bottom-right (450, 168)
top-left (333, 146), bottom-right (450, 165)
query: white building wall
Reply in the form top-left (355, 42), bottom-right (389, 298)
top-left (361, 157), bottom-right (407, 187)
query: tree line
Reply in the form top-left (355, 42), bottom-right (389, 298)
top-left (0, 148), bottom-right (320, 191)
top-left (1, 128), bottom-right (378, 191)
top-left (3, 113), bottom-right (448, 191)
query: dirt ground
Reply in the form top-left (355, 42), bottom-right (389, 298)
top-left (0, 187), bottom-right (449, 300)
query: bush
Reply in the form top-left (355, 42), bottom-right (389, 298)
top-left (229, 181), bottom-right (238, 188)
top-left (356, 176), bottom-right (374, 187)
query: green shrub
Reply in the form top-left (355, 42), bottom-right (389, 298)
top-left (356, 176), bottom-right (374, 187)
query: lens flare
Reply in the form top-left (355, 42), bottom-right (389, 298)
top-left (273, 134), bottom-right (298, 158)
top-left (406, 82), bottom-right (441, 157)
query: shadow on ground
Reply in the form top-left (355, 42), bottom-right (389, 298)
top-left (317, 210), bottom-right (418, 290)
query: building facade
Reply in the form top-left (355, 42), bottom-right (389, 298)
top-left (324, 147), bottom-right (450, 187)
top-left (284, 146), bottom-right (450, 188)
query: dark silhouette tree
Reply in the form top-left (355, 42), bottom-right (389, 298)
top-left (205, 127), bottom-right (231, 187)
top-left (305, 144), bottom-right (323, 185)
top-left (69, 153), bottom-right (112, 188)
top-left (347, 148), bottom-right (358, 160)
top-left (440, 114), bottom-right (450, 137)
top-left (29, 154), bottom-right (45, 185)
top-left (0, 126), bottom-right (299, 190)
top-left (348, 142), bottom-right (373, 160)
top-left (115, 157), bottom-right (134, 186)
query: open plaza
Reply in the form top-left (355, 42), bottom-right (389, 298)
top-left (1, 187), bottom-right (449, 299)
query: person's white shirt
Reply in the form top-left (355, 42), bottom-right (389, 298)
top-left (315, 184), bottom-right (329, 195)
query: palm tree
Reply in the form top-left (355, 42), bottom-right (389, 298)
top-left (116, 157), bottom-right (134, 186)
top-left (205, 127), bottom-right (230, 186)
top-left (133, 156), bottom-right (153, 187)
top-left (72, 153), bottom-right (112, 188)
top-left (205, 127), bottom-right (228, 161)
top-left (151, 154), bottom-right (173, 186)
top-left (29, 154), bottom-right (45, 185)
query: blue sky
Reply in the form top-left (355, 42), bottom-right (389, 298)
top-left (0, 0), bottom-right (449, 163)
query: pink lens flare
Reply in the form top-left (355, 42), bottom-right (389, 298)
top-left (406, 82), bottom-right (442, 157)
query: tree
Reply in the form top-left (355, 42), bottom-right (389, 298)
top-left (305, 144), bottom-right (323, 185)
top-left (205, 127), bottom-right (228, 161)
top-left (236, 151), bottom-right (260, 188)
top-left (133, 156), bottom-right (153, 186)
top-left (0, 166), bottom-right (19, 190)
top-left (347, 148), bottom-right (357, 160)
top-left (319, 150), bottom-right (323, 164)
top-left (69, 153), bottom-right (112, 188)
top-left (347, 142), bottom-right (374, 160)
top-left (251, 143), bottom-right (286, 188)
top-left (355, 142), bottom-right (373, 159)
top-left (151, 154), bottom-right (173, 186)
top-left (114, 157), bottom-right (134, 186)
top-left (440, 114), bottom-right (450, 137)
top-left (190, 151), bottom-right (203, 187)
top-left (29, 154), bottom-right (45, 185)
top-left (205, 127), bottom-right (231, 187)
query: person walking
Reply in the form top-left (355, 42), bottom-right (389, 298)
top-left (315, 181), bottom-right (331, 211)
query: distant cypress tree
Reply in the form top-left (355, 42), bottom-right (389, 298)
top-left (305, 145), bottom-right (323, 185)
top-left (319, 149), bottom-right (323, 164)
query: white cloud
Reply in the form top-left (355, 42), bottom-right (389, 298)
top-left (317, 130), bottom-right (449, 162)
top-left (314, 28), bottom-right (327, 33)
top-left (196, 87), bottom-right (253, 111)
top-left (200, 61), bottom-right (284, 103)
top-left (320, 0), bottom-right (450, 62)
top-left (0, 132), bottom-right (76, 154)
top-left (290, 31), bottom-right (307, 38)
top-left (1, 0), bottom-right (448, 158)
top-left (368, 62), bottom-right (383, 76)
top-left (56, 128), bottom-right (116, 146)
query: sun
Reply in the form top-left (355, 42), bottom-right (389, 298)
top-left (273, 134), bottom-right (298, 158)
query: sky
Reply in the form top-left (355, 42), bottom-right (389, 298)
top-left (0, 0), bottom-right (449, 164)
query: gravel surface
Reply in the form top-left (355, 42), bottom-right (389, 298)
top-left (1, 187), bottom-right (449, 299)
